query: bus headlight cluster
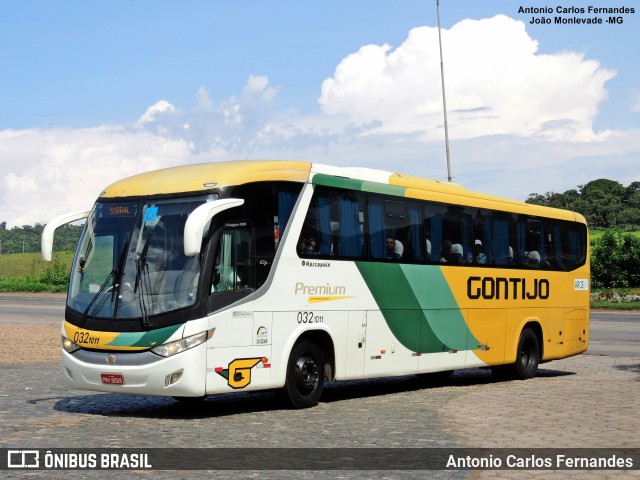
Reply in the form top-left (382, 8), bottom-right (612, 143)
top-left (62, 335), bottom-right (81, 353)
top-left (151, 329), bottom-right (214, 358)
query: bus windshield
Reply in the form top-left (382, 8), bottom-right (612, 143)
top-left (68, 195), bottom-right (212, 321)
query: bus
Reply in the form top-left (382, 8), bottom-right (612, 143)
top-left (41, 160), bottom-right (589, 408)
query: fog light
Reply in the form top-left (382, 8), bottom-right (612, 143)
top-left (165, 370), bottom-right (183, 387)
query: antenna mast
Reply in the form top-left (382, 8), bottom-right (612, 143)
top-left (437, 0), bottom-right (452, 182)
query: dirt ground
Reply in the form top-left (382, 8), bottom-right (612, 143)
top-left (0, 324), bottom-right (60, 363)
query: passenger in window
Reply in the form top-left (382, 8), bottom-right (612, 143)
top-left (386, 236), bottom-right (401, 260)
top-left (440, 240), bottom-right (452, 262)
top-left (525, 251), bottom-right (541, 268)
top-left (304, 238), bottom-right (317, 255)
top-left (449, 243), bottom-right (464, 264)
top-left (496, 246), bottom-right (514, 266)
top-left (474, 239), bottom-right (488, 265)
top-left (393, 239), bottom-right (404, 258)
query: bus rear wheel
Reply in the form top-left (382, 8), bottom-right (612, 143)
top-left (283, 341), bottom-right (325, 409)
top-left (492, 327), bottom-right (540, 380)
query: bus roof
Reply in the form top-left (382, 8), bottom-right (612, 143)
top-left (99, 160), bottom-right (313, 198)
top-left (99, 160), bottom-right (582, 223)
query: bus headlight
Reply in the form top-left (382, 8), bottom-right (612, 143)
top-left (62, 335), bottom-right (81, 353)
top-left (151, 329), bottom-right (214, 358)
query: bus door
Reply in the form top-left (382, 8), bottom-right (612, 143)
top-left (344, 311), bottom-right (366, 379)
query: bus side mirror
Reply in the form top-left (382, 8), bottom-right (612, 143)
top-left (183, 198), bottom-right (244, 257)
top-left (41, 210), bottom-right (91, 261)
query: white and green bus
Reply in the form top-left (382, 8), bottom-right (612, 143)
top-left (42, 160), bottom-right (590, 408)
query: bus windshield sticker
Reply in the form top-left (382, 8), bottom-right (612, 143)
top-left (143, 206), bottom-right (158, 223)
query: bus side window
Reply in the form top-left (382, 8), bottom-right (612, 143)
top-left (300, 187), bottom-right (364, 259)
top-left (550, 220), bottom-right (586, 271)
top-left (476, 211), bottom-right (515, 267)
top-left (299, 190), bottom-right (332, 256)
top-left (364, 194), bottom-right (422, 262)
top-left (211, 224), bottom-right (254, 294)
top-left (522, 219), bottom-right (552, 269)
top-left (441, 206), bottom-right (473, 264)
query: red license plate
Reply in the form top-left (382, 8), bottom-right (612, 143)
top-left (101, 373), bottom-right (125, 385)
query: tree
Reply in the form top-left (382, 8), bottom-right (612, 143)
top-left (619, 234), bottom-right (640, 287)
top-left (591, 230), bottom-right (624, 288)
top-left (527, 178), bottom-right (639, 229)
top-left (591, 230), bottom-right (640, 288)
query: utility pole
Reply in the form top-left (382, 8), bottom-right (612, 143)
top-left (437, 0), bottom-right (453, 182)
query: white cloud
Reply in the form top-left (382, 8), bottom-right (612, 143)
top-left (0, 75), bottom-right (283, 228)
top-left (0, 20), bottom-right (638, 230)
top-left (0, 127), bottom-right (195, 227)
top-left (136, 100), bottom-right (176, 126)
top-left (319, 15), bottom-right (616, 141)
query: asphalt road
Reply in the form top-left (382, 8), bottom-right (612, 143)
top-left (0, 293), bottom-right (66, 325)
top-left (0, 293), bottom-right (638, 356)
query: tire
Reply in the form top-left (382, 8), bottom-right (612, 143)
top-left (492, 327), bottom-right (540, 380)
top-left (282, 341), bottom-right (325, 409)
top-left (514, 327), bottom-right (541, 379)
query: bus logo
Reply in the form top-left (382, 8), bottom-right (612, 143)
top-left (216, 358), bottom-right (262, 389)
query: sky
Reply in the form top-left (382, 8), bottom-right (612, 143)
top-left (1, 0), bottom-right (638, 227)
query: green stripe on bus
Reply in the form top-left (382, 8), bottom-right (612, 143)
top-left (312, 174), bottom-right (406, 197)
top-left (355, 263), bottom-right (478, 353)
top-left (106, 324), bottom-right (183, 348)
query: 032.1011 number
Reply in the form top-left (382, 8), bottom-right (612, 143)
top-left (297, 311), bottom-right (324, 324)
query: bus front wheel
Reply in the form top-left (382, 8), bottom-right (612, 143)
top-left (283, 341), bottom-right (325, 409)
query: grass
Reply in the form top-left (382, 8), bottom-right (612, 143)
top-left (0, 251), bottom-right (74, 293)
top-left (0, 251), bottom-right (74, 278)
top-left (592, 302), bottom-right (640, 310)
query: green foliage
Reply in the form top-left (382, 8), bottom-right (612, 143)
top-left (0, 251), bottom-right (74, 292)
top-left (527, 179), bottom-right (640, 229)
top-left (38, 260), bottom-right (70, 286)
top-left (0, 223), bottom-right (82, 255)
top-left (591, 230), bottom-right (640, 288)
top-left (0, 221), bottom-right (79, 292)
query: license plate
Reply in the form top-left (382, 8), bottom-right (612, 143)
top-left (101, 373), bottom-right (125, 385)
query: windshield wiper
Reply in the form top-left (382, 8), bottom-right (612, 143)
top-left (79, 268), bottom-right (118, 329)
top-left (134, 231), bottom-right (154, 329)
top-left (78, 234), bottom-right (131, 328)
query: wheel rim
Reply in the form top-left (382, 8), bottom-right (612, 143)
top-left (294, 353), bottom-right (319, 395)
top-left (520, 337), bottom-right (537, 368)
